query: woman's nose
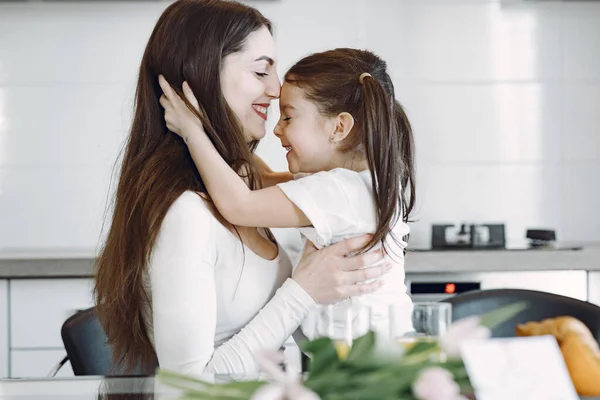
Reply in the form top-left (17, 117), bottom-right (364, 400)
top-left (265, 71), bottom-right (281, 99)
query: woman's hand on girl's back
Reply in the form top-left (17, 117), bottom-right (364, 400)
top-left (292, 235), bottom-right (391, 304)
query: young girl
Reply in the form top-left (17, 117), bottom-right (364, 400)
top-left (158, 48), bottom-right (416, 339)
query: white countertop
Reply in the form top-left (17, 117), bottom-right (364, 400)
top-left (0, 258), bottom-right (96, 278)
top-left (405, 245), bottom-right (600, 274)
top-left (0, 244), bottom-right (598, 278)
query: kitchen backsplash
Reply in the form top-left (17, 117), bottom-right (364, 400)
top-left (0, 0), bottom-right (598, 252)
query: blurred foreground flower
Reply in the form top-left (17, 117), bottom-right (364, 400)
top-left (412, 366), bottom-right (468, 400)
top-left (250, 350), bottom-right (320, 400)
top-left (440, 316), bottom-right (491, 358)
top-left (158, 302), bottom-right (527, 400)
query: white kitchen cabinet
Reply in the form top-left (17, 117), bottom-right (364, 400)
top-left (0, 280), bottom-right (8, 378)
top-left (10, 278), bottom-right (94, 349)
top-left (10, 349), bottom-right (74, 378)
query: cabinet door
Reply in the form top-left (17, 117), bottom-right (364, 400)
top-left (0, 280), bottom-right (8, 378)
top-left (10, 349), bottom-right (74, 378)
top-left (10, 278), bottom-right (94, 349)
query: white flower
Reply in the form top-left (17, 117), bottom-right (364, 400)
top-left (250, 350), bottom-right (321, 400)
top-left (412, 367), bottom-right (467, 400)
top-left (250, 383), bottom-right (320, 400)
top-left (440, 316), bottom-right (491, 358)
top-left (250, 384), bottom-right (286, 400)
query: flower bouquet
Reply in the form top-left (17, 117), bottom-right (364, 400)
top-left (159, 302), bottom-right (527, 400)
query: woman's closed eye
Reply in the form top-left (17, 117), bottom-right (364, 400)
top-left (255, 72), bottom-right (268, 78)
top-left (282, 117), bottom-right (291, 121)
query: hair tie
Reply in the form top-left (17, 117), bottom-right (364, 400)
top-left (359, 72), bottom-right (372, 85)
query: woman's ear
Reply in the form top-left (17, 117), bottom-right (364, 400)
top-left (330, 112), bottom-right (355, 144)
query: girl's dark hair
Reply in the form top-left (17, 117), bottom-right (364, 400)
top-left (285, 48), bottom-right (416, 254)
top-left (94, 0), bottom-right (272, 373)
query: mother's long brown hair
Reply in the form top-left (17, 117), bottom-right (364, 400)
top-left (94, 0), bottom-right (271, 373)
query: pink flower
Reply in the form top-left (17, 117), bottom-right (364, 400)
top-left (440, 316), bottom-right (491, 358)
top-left (250, 384), bottom-right (286, 400)
top-left (412, 367), bottom-right (467, 400)
top-left (250, 350), bottom-right (320, 400)
top-left (250, 383), bottom-right (320, 400)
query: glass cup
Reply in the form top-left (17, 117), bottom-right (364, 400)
top-left (389, 302), bottom-right (452, 351)
top-left (302, 302), bottom-right (372, 359)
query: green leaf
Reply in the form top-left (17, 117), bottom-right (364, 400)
top-left (157, 369), bottom-right (264, 400)
top-left (301, 337), bottom-right (341, 376)
top-left (158, 369), bottom-right (215, 391)
top-left (304, 369), bottom-right (353, 396)
top-left (403, 340), bottom-right (439, 357)
top-left (323, 364), bottom-right (422, 400)
top-left (346, 331), bottom-right (376, 361)
top-left (160, 300), bottom-right (530, 400)
top-left (341, 357), bottom-right (394, 374)
top-left (219, 381), bottom-right (266, 393)
top-left (301, 336), bottom-right (334, 354)
top-left (479, 301), bottom-right (528, 329)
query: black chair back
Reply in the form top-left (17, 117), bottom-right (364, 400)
top-left (443, 289), bottom-right (600, 341)
top-left (61, 307), bottom-right (157, 376)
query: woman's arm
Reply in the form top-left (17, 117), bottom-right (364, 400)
top-left (150, 194), bottom-right (389, 375)
top-left (159, 76), bottom-right (307, 229)
top-left (149, 192), bottom-right (315, 375)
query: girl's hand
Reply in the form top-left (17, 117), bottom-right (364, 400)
top-left (158, 75), bottom-right (206, 142)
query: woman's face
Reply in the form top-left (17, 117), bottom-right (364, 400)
top-left (220, 26), bottom-right (280, 142)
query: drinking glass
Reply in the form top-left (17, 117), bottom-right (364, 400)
top-left (389, 302), bottom-right (452, 351)
top-left (303, 302), bottom-right (372, 359)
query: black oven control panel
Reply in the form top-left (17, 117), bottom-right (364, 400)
top-left (409, 281), bottom-right (481, 301)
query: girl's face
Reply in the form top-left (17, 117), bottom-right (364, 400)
top-left (273, 82), bottom-right (339, 174)
top-left (220, 26), bottom-right (280, 142)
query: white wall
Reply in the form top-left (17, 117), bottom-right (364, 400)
top-left (0, 0), bottom-right (599, 253)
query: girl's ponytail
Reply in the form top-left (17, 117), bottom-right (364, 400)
top-left (394, 100), bottom-right (416, 223)
top-left (359, 74), bottom-right (402, 253)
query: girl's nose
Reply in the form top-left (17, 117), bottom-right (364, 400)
top-left (273, 122), bottom-right (282, 138)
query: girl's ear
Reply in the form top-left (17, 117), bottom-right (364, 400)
top-left (330, 112), bottom-right (355, 143)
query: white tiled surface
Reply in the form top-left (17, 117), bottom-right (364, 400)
top-left (561, 164), bottom-right (600, 242)
top-left (0, 3), bottom-right (163, 86)
top-left (10, 349), bottom-right (73, 378)
top-left (410, 164), bottom-right (563, 246)
top-left (0, 85), bottom-right (132, 167)
top-left (0, 0), bottom-right (599, 252)
top-left (561, 84), bottom-right (600, 163)
top-left (254, 0), bottom-right (362, 71)
top-left (10, 279), bottom-right (94, 349)
top-left (0, 167), bottom-right (113, 249)
top-left (562, 3), bottom-right (600, 82)
top-left (364, 1), bottom-right (562, 83)
top-left (0, 281), bottom-right (7, 378)
top-left (399, 83), bottom-right (562, 164)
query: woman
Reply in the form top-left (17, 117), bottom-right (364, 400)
top-left (94, 0), bottom-right (390, 376)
